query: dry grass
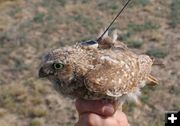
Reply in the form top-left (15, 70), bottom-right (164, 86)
top-left (30, 118), bottom-right (45, 126)
top-left (0, 0), bottom-right (179, 126)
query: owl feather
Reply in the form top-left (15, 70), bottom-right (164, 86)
top-left (39, 31), bottom-right (158, 107)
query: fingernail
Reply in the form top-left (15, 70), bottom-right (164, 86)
top-left (102, 104), bottom-right (114, 116)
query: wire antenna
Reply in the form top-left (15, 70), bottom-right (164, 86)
top-left (97, 0), bottom-right (132, 42)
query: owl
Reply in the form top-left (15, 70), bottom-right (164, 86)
top-left (38, 31), bottom-right (158, 107)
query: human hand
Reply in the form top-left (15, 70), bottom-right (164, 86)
top-left (75, 99), bottom-right (129, 126)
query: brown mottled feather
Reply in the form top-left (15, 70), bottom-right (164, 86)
top-left (39, 31), bottom-right (158, 104)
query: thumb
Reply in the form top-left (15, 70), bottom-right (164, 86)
top-left (75, 99), bottom-right (115, 117)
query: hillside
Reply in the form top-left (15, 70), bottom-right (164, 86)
top-left (0, 0), bottom-right (180, 126)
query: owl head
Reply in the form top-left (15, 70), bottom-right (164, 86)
top-left (38, 51), bottom-right (74, 85)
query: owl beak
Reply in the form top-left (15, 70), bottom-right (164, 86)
top-left (39, 67), bottom-right (49, 78)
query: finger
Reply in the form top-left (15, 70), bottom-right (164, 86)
top-left (75, 113), bottom-right (101, 126)
top-left (75, 99), bottom-right (115, 116)
top-left (101, 111), bottom-right (129, 126)
top-left (114, 110), bottom-right (129, 126)
top-left (75, 113), bottom-right (119, 126)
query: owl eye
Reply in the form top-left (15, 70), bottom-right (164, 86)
top-left (53, 63), bottom-right (64, 69)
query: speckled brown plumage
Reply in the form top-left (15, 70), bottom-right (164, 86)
top-left (39, 32), bottom-right (158, 105)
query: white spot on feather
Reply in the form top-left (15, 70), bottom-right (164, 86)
top-left (106, 90), bottom-right (122, 97)
top-left (100, 56), bottom-right (118, 63)
top-left (139, 80), bottom-right (146, 88)
top-left (118, 78), bottom-right (122, 83)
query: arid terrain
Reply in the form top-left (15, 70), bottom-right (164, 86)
top-left (0, 0), bottom-right (179, 126)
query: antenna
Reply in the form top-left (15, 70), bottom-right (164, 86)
top-left (97, 0), bottom-right (132, 42)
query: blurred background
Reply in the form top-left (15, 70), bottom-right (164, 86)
top-left (0, 0), bottom-right (179, 126)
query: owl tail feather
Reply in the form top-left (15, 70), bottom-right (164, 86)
top-left (147, 75), bottom-right (158, 86)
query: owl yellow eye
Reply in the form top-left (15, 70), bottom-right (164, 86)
top-left (53, 63), bottom-right (64, 69)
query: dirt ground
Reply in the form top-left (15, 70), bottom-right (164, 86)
top-left (0, 0), bottom-right (179, 126)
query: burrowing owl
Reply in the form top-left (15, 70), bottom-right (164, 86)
top-left (39, 31), bottom-right (158, 106)
top-left (38, 0), bottom-right (158, 106)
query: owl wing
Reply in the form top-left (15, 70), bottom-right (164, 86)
top-left (85, 51), bottom-right (139, 97)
